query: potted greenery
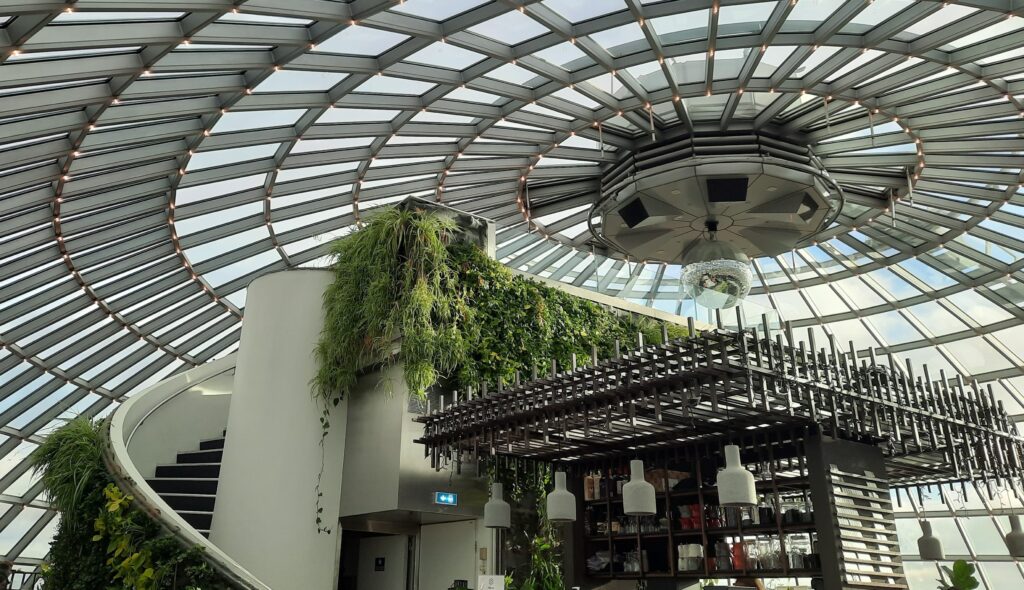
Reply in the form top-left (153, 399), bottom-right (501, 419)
top-left (938, 560), bottom-right (979, 590)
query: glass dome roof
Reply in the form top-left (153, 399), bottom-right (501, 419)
top-left (0, 0), bottom-right (1023, 574)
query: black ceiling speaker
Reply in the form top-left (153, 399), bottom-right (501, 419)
top-left (618, 198), bottom-right (649, 229)
top-left (706, 177), bottom-right (749, 202)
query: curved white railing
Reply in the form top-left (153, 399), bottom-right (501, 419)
top-left (102, 354), bottom-right (272, 590)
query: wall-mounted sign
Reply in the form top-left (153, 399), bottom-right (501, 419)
top-left (478, 575), bottom-right (504, 590)
top-left (374, 557), bottom-right (385, 572)
top-left (434, 491), bottom-right (458, 506)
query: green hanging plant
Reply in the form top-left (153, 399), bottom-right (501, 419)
top-left (313, 205), bottom-right (465, 405)
top-left (938, 560), bottom-right (980, 590)
top-left (31, 418), bottom-right (232, 589)
top-left (313, 205), bottom-right (688, 406)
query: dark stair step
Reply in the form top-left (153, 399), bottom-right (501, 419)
top-left (179, 511), bottom-right (213, 530)
top-left (155, 463), bottom-right (221, 479)
top-left (176, 449), bottom-right (223, 464)
top-left (199, 438), bottom-right (226, 451)
top-left (147, 478), bottom-right (219, 495)
top-left (160, 493), bottom-right (217, 512)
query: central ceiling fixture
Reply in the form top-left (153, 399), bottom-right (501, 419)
top-left (591, 130), bottom-right (848, 308)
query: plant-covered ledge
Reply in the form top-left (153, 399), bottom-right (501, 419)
top-left (32, 417), bottom-right (232, 590)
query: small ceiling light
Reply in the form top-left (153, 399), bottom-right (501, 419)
top-left (622, 459), bottom-right (655, 516)
top-left (484, 483), bottom-right (510, 529)
top-left (546, 471), bottom-right (576, 523)
top-left (717, 445), bottom-right (756, 507)
top-left (917, 521), bottom-right (944, 561)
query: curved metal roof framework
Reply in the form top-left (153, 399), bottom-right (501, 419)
top-left (1, 0), bottom-right (1024, 582)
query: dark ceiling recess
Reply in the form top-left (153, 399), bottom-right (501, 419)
top-left (618, 197), bottom-right (649, 228)
top-left (706, 177), bottom-right (749, 202)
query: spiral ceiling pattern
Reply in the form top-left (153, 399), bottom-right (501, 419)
top-left (0, 0), bottom-right (1023, 575)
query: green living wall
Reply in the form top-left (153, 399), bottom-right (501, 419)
top-left (32, 417), bottom-right (230, 590)
top-left (313, 204), bottom-right (687, 407)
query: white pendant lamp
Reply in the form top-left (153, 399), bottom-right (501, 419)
top-left (623, 459), bottom-right (656, 516)
top-left (484, 483), bottom-right (510, 529)
top-left (1005, 514), bottom-right (1024, 557)
top-left (917, 520), bottom-right (944, 561)
top-left (717, 445), bottom-right (756, 507)
top-left (546, 471), bottom-right (577, 523)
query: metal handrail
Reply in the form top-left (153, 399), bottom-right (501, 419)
top-left (8, 570), bottom-right (42, 589)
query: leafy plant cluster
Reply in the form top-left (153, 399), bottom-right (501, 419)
top-left (313, 204), bottom-right (688, 406)
top-left (489, 462), bottom-right (563, 590)
top-left (32, 417), bottom-right (230, 590)
top-left (938, 560), bottom-right (979, 590)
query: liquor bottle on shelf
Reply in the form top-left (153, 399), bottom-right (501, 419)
top-left (741, 505), bottom-right (755, 527)
top-left (705, 503), bottom-right (723, 529)
top-left (596, 471), bottom-right (606, 500)
top-left (584, 472), bottom-right (595, 501)
top-left (757, 494), bottom-right (775, 526)
top-left (724, 506), bottom-right (741, 528)
top-left (802, 495), bottom-right (815, 524)
top-left (615, 466), bottom-right (627, 497)
top-left (805, 533), bottom-right (822, 570)
top-left (714, 541), bottom-right (731, 571)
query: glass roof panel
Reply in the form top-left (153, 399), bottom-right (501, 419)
top-left (316, 25), bottom-right (410, 55)
top-left (897, 4), bottom-right (977, 40)
top-left (391, 0), bottom-right (491, 22)
top-left (648, 11), bottom-right (708, 45)
top-left (255, 70), bottom-right (348, 92)
top-left (718, 2), bottom-right (777, 35)
top-left (405, 42), bottom-right (486, 70)
top-left (782, 0), bottom-right (845, 33)
top-left (541, 0), bottom-right (626, 23)
top-left (841, 0), bottom-right (914, 33)
top-left (468, 11), bottom-right (549, 45)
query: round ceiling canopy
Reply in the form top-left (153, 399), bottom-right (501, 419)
top-left (594, 130), bottom-right (847, 263)
top-left (0, 0), bottom-right (1024, 569)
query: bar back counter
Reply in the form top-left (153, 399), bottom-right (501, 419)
top-left (418, 315), bottom-right (1024, 590)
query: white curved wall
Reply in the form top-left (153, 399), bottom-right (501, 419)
top-left (108, 354), bottom-right (272, 590)
top-left (211, 270), bottom-right (346, 590)
top-left (126, 371), bottom-right (232, 479)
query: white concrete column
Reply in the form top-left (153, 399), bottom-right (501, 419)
top-left (211, 270), bottom-right (345, 590)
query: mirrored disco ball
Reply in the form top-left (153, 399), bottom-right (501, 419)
top-left (680, 258), bottom-right (753, 309)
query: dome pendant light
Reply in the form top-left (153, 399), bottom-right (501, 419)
top-left (717, 445), bottom-right (756, 507)
top-left (917, 520), bottom-right (944, 561)
top-left (623, 459), bottom-right (656, 516)
top-left (484, 483), bottom-right (510, 529)
top-left (1005, 514), bottom-right (1024, 557)
top-left (546, 471), bottom-right (576, 523)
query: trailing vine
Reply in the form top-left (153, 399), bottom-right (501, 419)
top-left (32, 418), bottom-right (230, 590)
top-left (311, 203), bottom-right (688, 532)
top-left (488, 461), bottom-right (564, 590)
